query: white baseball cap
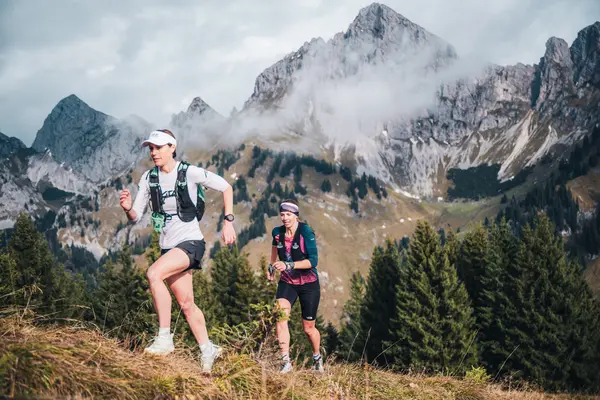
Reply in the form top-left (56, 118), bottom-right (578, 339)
top-left (141, 130), bottom-right (177, 147)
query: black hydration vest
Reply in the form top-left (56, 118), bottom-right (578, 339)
top-left (148, 161), bottom-right (206, 223)
top-left (276, 222), bottom-right (308, 262)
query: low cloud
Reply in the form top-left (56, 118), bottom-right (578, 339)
top-left (0, 0), bottom-right (597, 146)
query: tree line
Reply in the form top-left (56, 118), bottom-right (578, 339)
top-left (0, 213), bottom-right (327, 359)
top-left (334, 214), bottom-right (600, 394)
top-left (2, 210), bottom-right (599, 394)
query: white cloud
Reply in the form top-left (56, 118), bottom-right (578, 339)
top-left (0, 0), bottom-right (597, 146)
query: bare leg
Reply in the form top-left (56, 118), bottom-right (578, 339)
top-left (302, 319), bottom-right (321, 355)
top-left (167, 269), bottom-right (209, 345)
top-left (275, 298), bottom-right (292, 357)
top-left (146, 248), bottom-right (190, 329)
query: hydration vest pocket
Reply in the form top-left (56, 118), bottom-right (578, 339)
top-left (151, 212), bottom-right (167, 233)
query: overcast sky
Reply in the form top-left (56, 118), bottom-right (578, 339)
top-left (0, 0), bottom-right (598, 146)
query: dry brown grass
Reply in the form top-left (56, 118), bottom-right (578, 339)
top-left (567, 170), bottom-right (600, 212)
top-left (1, 316), bottom-right (594, 400)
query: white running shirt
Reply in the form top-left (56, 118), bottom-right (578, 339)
top-left (130, 162), bottom-right (230, 249)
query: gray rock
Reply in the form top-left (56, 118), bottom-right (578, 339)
top-left (571, 22), bottom-right (600, 88)
top-left (532, 37), bottom-right (575, 113)
top-left (31, 95), bottom-right (150, 183)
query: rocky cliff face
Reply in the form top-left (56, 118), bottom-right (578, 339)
top-left (0, 132), bottom-right (27, 158)
top-left (31, 95), bottom-right (150, 183)
top-left (571, 22), bottom-right (600, 89)
top-left (240, 3), bottom-right (600, 197)
top-left (377, 29), bottom-right (599, 197)
top-left (0, 152), bottom-right (46, 228)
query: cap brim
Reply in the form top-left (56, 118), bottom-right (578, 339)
top-left (141, 138), bottom-right (170, 147)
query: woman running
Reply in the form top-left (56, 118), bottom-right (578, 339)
top-left (268, 199), bottom-right (323, 373)
top-left (119, 129), bottom-right (236, 373)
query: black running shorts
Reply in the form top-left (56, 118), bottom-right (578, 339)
top-left (276, 280), bottom-right (320, 321)
top-left (160, 239), bottom-right (206, 271)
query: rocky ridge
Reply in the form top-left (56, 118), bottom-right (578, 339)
top-left (239, 3), bottom-right (600, 197)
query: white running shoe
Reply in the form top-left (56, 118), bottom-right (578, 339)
top-left (201, 343), bottom-right (223, 373)
top-left (312, 355), bottom-right (324, 373)
top-left (144, 334), bottom-right (174, 355)
top-left (279, 361), bottom-right (293, 374)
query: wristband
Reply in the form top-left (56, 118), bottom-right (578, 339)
top-left (124, 205), bottom-right (133, 213)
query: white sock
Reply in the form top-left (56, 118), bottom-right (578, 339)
top-left (282, 353), bottom-right (290, 362)
top-left (313, 353), bottom-right (321, 360)
top-left (158, 327), bottom-right (170, 338)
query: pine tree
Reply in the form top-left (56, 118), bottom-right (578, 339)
top-left (444, 230), bottom-right (460, 266)
top-left (324, 322), bottom-right (339, 359)
top-left (146, 231), bottom-right (161, 265)
top-left (211, 246), bottom-right (239, 325)
top-left (6, 212), bottom-right (85, 318)
top-left (388, 221), bottom-right (477, 374)
top-left (93, 243), bottom-right (154, 341)
top-left (491, 213), bottom-right (600, 392)
top-left (193, 269), bottom-right (216, 327)
top-left (337, 271), bottom-right (366, 362)
top-left (0, 251), bottom-right (19, 309)
top-left (320, 179), bottom-right (332, 193)
top-left (256, 255), bottom-right (277, 304)
top-left (211, 246), bottom-right (263, 326)
top-left (438, 228), bottom-right (447, 246)
top-left (456, 223), bottom-right (489, 307)
top-left (477, 218), bottom-right (517, 371)
top-left (231, 249), bottom-right (262, 325)
top-left (359, 239), bottom-right (402, 364)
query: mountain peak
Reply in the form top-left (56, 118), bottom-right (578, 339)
top-left (243, 2), bottom-right (457, 112)
top-left (30, 94), bottom-right (146, 183)
top-left (544, 37), bottom-right (571, 66)
top-left (348, 3), bottom-right (413, 40)
top-left (187, 97), bottom-right (211, 114)
top-left (55, 94), bottom-right (89, 109)
top-left (169, 96), bottom-right (225, 142)
top-left (356, 2), bottom-right (407, 20)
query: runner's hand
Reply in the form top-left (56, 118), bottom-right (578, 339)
top-left (273, 261), bottom-right (287, 272)
top-left (120, 189), bottom-right (132, 211)
top-left (222, 221), bottom-right (236, 245)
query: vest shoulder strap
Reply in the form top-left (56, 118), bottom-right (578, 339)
top-left (176, 161), bottom-right (189, 187)
top-left (148, 167), bottom-right (163, 213)
top-left (293, 222), bottom-right (304, 242)
top-left (278, 223), bottom-right (305, 246)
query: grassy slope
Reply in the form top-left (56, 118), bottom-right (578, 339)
top-left (567, 169), bottom-right (600, 212)
top-left (1, 316), bottom-right (593, 400)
